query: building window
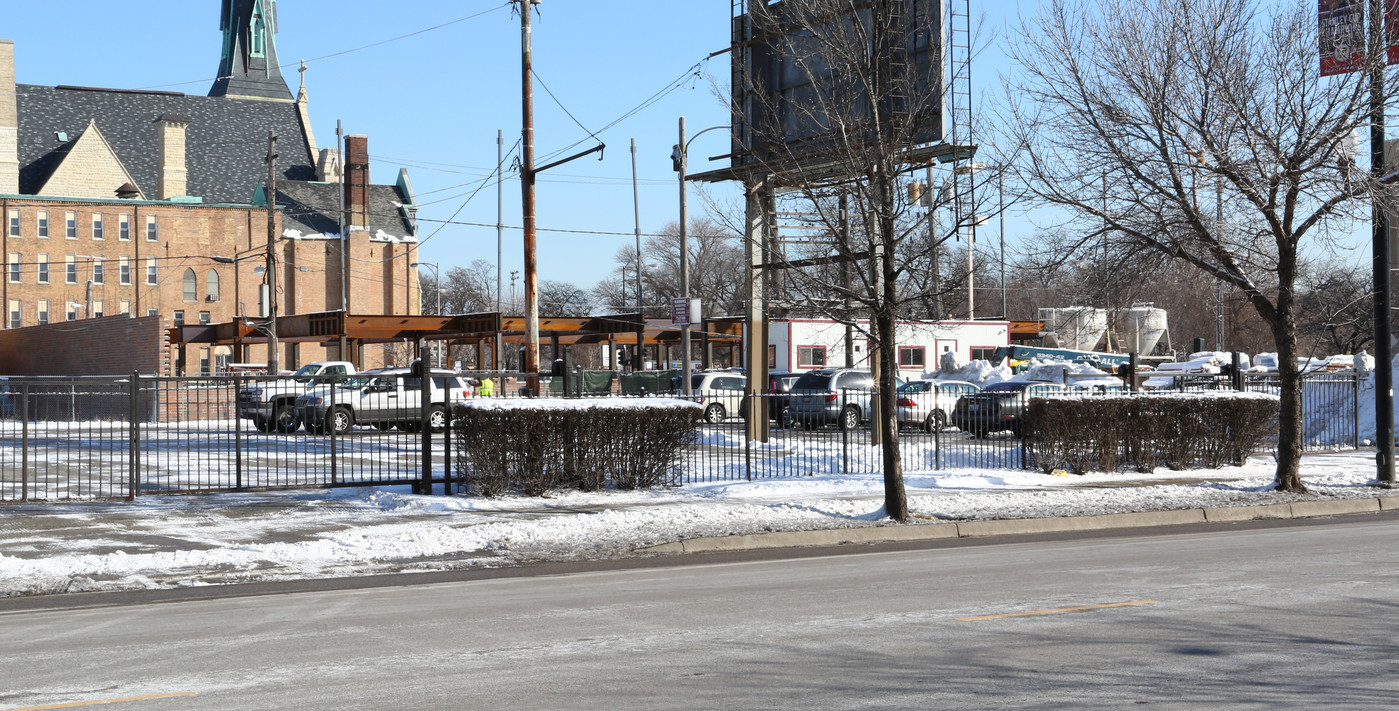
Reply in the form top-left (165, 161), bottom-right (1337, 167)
top-left (118, 214), bottom-right (130, 241)
top-left (797, 345), bottom-right (827, 368)
top-left (8, 299), bottom-right (19, 329)
top-left (65, 302), bottom-right (77, 322)
top-left (36, 253), bottom-right (47, 284)
top-left (92, 213), bottom-right (104, 240)
top-left (206, 270), bottom-right (220, 302)
top-left (7, 253), bottom-right (18, 284)
top-left (37, 211), bottom-right (48, 238)
top-left (64, 211), bottom-right (76, 239)
top-left (146, 308), bottom-right (158, 317)
top-left (92, 300), bottom-right (104, 318)
top-left (173, 310), bottom-right (185, 326)
top-left (145, 257), bottom-right (158, 285)
top-left (898, 346), bottom-right (926, 369)
top-left (36, 300), bottom-right (48, 326)
top-left (65, 255), bottom-right (77, 284)
top-left (199, 311), bottom-right (211, 325)
top-left (145, 215), bottom-right (158, 242)
top-left (92, 259), bottom-right (104, 285)
top-left (970, 347), bottom-right (997, 362)
top-left (120, 300), bottom-right (130, 315)
top-left (199, 347), bottom-right (211, 376)
top-left (182, 268), bottom-right (197, 302)
top-left (215, 351), bottom-right (230, 374)
top-left (251, 10), bottom-right (267, 57)
top-left (119, 256), bottom-right (131, 285)
top-left (7, 209), bottom-right (18, 237)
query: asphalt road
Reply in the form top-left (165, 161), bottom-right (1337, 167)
top-left (3, 518), bottom-right (1398, 710)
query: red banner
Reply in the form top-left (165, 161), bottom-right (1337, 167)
top-left (1321, 0), bottom-right (1366, 75)
top-left (1388, 0), bottom-right (1399, 64)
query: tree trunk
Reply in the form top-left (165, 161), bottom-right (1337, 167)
top-left (876, 304), bottom-right (907, 520)
top-left (1272, 312), bottom-right (1306, 492)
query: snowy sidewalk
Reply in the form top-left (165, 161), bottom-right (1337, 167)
top-left (0, 450), bottom-right (1387, 597)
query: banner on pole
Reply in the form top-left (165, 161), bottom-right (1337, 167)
top-left (1320, 0), bottom-right (1366, 76)
top-left (1388, 0), bottom-right (1399, 64)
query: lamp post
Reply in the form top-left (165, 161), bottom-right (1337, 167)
top-left (411, 261), bottom-right (442, 367)
top-left (674, 118), bottom-right (726, 397)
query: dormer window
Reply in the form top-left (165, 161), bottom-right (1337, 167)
top-left (250, 6), bottom-right (267, 58)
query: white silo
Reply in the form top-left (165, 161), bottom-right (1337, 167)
top-left (1038, 307), bottom-right (1108, 351)
top-left (1123, 306), bottom-right (1169, 354)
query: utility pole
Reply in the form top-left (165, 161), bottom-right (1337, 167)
top-left (496, 128), bottom-right (505, 371)
top-left (519, 0), bottom-right (540, 394)
top-left (677, 118), bottom-right (693, 395)
top-left (1215, 175), bottom-right (1224, 351)
top-left (999, 169), bottom-right (1006, 319)
top-left (265, 130), bottom-right (280, 375)
top-left (632, 138), bottom-right (644, 371)
top-left (1369, 0), bottom-right (1395, 484)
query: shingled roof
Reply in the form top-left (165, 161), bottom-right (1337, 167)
top-left (277, 181), bottom-right (416, 242)
top-left (15, 84), bottom-right (315, 204)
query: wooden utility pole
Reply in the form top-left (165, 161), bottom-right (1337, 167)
top-left (265, 131), bottom-right (279, 375)
top-left (520, 0), bottom-right (540, 394)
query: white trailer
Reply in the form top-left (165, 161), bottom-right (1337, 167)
top-left (767, 319), bottom-right (1010, 378)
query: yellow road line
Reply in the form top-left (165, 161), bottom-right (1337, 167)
top-left (3, 692), bottom-right (197, 711)
top-left (958, 600), bottom-right (1157, 621)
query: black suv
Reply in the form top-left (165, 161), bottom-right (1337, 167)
top-left (951, 381), bottom-right (1070, 437)
top-left (739, 371), bottom-right (803, 423)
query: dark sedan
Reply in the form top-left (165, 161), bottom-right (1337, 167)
top-left (951, 381), bottom-right (1069, 437)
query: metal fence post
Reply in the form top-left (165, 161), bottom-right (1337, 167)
top-left (419, 360), bottom-right (433, 495)
top-left (234, 375), bottom-right (243, 490)
top-left (1354, 373), bottom-right (1362, 449)
top-left (128, 371), bottom-right (140, 500)
top-left (329, 379), bottom-right (338, 485)
top-left (744, 409), bottom-right (752, 482)
top-left (841, 389), bottom-right (849, 475)
top-left (20, 384), bottom-right (28, 502)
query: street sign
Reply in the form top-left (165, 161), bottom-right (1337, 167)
top-left (672, 298), bottom-right (700, 326)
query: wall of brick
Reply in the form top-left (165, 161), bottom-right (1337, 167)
top-left (0, 313), bottom-right (167, 375)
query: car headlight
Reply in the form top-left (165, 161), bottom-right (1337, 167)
top-left (301, 396), bottom-right (323, 406)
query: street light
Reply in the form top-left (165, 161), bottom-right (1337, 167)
top-left (673, 118), bottom-right (726, 396)
top-left (411, 261), bottom-right (442, 367)
top-left (213, 249), bottom-right (277, 373)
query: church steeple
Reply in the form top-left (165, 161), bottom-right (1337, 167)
top-left (210, 0), bottom-right (293, 101)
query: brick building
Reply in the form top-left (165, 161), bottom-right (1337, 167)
top-left (0, 0), bottom-right (419, 376)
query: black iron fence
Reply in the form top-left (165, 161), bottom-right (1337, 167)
top-left (0, 370), bottom-right (1365, 502)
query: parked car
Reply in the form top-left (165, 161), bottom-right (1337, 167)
top-left (296, 367), bottom-right (473, 435)
top-left (237, 360), bottom-right (358, 433)
top-left (738, 370), bottom-right (803, 423)
top-left (867, 380), bottom-right (980, 432)
top-left (787, 368), bottom-right (903, 430)
top-left (690, 371), bottom-right (747, 424)
top-left (951, 380), bottom-right (1122, 437)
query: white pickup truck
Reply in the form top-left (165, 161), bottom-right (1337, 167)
top-left (236, 361), bottom-right (357, 433)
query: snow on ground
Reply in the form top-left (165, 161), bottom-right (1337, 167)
top-left (0, 450), bottom-right (1384, 598)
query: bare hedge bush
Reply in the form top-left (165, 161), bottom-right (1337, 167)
top-left (1026, 393), bottom-right (1278, 475)
top-left (452, 399), bottom-right (701, 497)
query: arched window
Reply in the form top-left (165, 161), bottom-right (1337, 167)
top-left (182, 268), bottom-right (197, 302)
top-left (250, 7), bottom-right (266, 57)
top-left (206, 270), bottom-right (220, 302)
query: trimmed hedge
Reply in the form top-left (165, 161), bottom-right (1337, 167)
top-left (452, 398), bottom-right (702, 496)
top-left (1025, 392), bottom-right (1279, 474)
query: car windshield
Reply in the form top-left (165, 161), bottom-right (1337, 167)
top-left (793, 374), bottom-right (832, 390)
top-left (899, 382), bottom-right (930, 393)
top-left (291, 364), bottom-right (321, 383)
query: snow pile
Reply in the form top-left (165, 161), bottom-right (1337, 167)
top-left (1020, 359), bottom-right (1107, 383)
top-left (927, 357), bottom-right (1013, 387)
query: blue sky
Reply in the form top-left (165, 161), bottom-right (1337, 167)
top-left (3, 0), bottom-right (756, 291)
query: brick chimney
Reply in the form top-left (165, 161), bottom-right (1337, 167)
top-left (344, 134), bottom-right (370, 230)
top-left (0, 40), bottom-right (19, 195)
top-left (153, 114), bottom-right (191, 199)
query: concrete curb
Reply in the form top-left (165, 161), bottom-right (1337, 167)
top-left (638, 495), bottom-right (1399, 556)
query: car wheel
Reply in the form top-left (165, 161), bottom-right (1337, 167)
top-left (779, 407), bottom-right (793, 429)
top-left (426, 405), bottom-right (447, 433)
top-left (703, 403), bottom-right (725, 424)
top-left (252, 415), bottom-right (272, 433)
top-left (329, 407), bottom-right (354, 435)
top-left (839, 406), bottom-right (860, 431)
top-left (273, 403), bottom-right (301, 433)
top-left (925, 411), bottom-right (948, 433)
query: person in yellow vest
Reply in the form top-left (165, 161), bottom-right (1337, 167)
top-left (477, 377), bottom-right (494, 397)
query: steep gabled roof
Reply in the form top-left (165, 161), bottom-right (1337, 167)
top-left (276, 181), bottom-right (417, 241)
top-left (35, 119), bottom-right (144, 198)
top-left (15, 84), bottom-right (315, 204)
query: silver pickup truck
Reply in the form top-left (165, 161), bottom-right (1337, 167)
top-left (236, 361), bottom-right (356, 433)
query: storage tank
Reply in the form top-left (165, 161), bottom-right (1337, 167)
top-left (1123, 306), bottom-right (1169, 355)
top-left (1038, 307), bottom-right (1108, 351)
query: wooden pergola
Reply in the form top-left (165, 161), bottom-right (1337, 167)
top-left (168, 310), bottom-right (743, 373)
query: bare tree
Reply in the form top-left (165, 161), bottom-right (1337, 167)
top-left (732, 0), bottom-right (994, 520)
top-left (539, 280), bottom-right (592, 317)
top-left (594, 218), bottom-right (746, 318)
top-left (1297, 260), bottom-right (1375, 356)
top-left (1000, 0), bottom-right (1398, 491)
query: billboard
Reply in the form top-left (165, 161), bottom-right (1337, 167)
top-left (732, 0), bottom-right (943, 172)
